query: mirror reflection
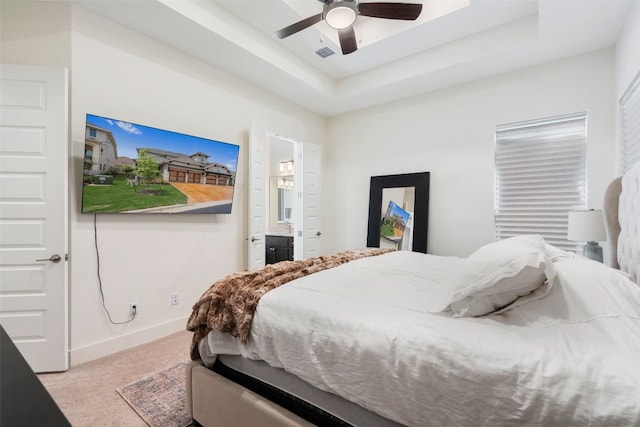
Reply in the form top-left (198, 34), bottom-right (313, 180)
top-left (270, 176), bottom-right (294, 225)
top-left (266, 134), bottom-right (295, 236)
top-left (379, 187), bottom-right (415, 250)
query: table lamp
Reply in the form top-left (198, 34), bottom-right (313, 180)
top-left (567, 209), bottom-right (606, 262)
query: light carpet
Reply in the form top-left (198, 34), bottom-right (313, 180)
top-left (116, 362), bottom-right (193, 427)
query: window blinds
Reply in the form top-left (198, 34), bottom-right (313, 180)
top-left (621, 70), bottom-right (640, 173)
top-left (494, 113), bottom-right (587, 250)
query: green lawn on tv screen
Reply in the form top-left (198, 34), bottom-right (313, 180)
top-left (82, 176), bottom-right (187, 213)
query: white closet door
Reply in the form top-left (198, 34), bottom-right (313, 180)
top-left (0, 64), bottom-right (69, 372)
top-left (299, 141), bottom-right (321, 259)
top-left (248, 122), bottom-right (266, 270)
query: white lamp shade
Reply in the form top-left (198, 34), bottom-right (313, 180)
top-left (325, 1), bottom-right (358, 29)
top-left (567, 209), bottom-right (606, 242)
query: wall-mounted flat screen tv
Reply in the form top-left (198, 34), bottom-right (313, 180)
top-left (82, 113), bottom-right (240, 214)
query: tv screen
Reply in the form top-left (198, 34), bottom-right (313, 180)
top-left (82, 114), bottom-right (240, 214)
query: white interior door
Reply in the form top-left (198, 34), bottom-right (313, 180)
top-left (299, 141), bottom-right (321, 259)
top-left (0, 64), bottom-right (69, 372)
top-left (248, 121), bottom-right (266, 270)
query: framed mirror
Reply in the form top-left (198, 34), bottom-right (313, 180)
top-left (367, 172), bottom-right (430, 253)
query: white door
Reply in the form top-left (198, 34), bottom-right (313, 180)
top-left (247, 121), bottom-right (266, 270)
top-left (299, 141), bottom-right (321, 259)
top-left (0, 64), bottom-right (69, 372)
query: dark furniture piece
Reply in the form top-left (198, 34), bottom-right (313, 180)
top-left (0, 325), bottom-right (71, 426)
top-left (367, 172), bottom-right (430, 253)
top-left (266, 235), bottom-right (294, 264)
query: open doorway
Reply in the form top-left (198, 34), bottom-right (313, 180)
top-left (265, 133), bottom-right (298, 264)
top-left (248, 123), bottom-right (321, 270)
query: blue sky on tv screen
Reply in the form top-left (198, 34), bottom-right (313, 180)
top-left (86, 114), bottom-right (239, 172)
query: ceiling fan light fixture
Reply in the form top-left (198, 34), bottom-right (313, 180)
top-left (324, 1), bottom-right (358, 30)
top-left (275, 0), bottom-right (422, 55)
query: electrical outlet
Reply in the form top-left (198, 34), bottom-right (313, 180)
top-left (171, 293), bottom-right (179, 305)
top-left (130, 303), bottom-right (138, 316)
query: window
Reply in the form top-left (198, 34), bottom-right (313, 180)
top-left (620, 70), bottom-right (640, 172)
top-left (84, 144), bottom-right (94, 172)
top-left (494, 112), bottom-right (587, 250)
top-left (89, 128), bottom-right (97, 138)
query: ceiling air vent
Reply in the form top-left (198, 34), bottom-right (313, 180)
top-left (315, 46), bottom-right (335, 58)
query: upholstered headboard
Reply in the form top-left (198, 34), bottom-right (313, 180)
top-left (603, 176), bottom-right (622, 269)
top-left (604, 163), bottom-right (640, 285)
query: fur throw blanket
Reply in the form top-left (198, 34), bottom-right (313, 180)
top-left (187, 248), bottom-right (393, 360)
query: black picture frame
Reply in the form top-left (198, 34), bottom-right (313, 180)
top-left (367, 172), bottom-right (430, 253)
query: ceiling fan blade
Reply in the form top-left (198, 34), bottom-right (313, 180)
top-left (338, 26), bottom-right (357, 55)
top-left (358, 2), bottom-right (423, 20)
top-left (275, 13), bottom-right (323, 39)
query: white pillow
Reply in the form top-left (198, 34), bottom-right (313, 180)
top-left (443, 235), bottom-right (556, 317)
top-left (544, 243), bottom-right (572, 262)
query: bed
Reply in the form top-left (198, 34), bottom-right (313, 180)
top-left (185, 163), bottom-right (640, 427)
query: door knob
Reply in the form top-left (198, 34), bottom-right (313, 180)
top-left (36, 254), bottom-right (62, 263)
top-left (316, 232), bottom-right (322, 236)
top-left (251, 236), bottom-right (261, 242)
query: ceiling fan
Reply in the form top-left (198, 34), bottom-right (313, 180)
top-left (275, 0), bottom-right (423, 55)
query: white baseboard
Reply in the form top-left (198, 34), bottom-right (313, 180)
top-left (69, 316), bottom-right (188, 367)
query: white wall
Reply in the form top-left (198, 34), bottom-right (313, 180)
top-left (616, 0), bottom-right (640, 100)
top-left (0, 1), bottom-right (71, 68)
top-left (325, 48), bottom-right (617, 258)
top-left (2, 1), bottom-right (326, 365)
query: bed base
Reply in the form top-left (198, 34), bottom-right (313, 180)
top-left (187, 360), bottom-right (315, 427)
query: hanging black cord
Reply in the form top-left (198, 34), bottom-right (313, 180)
top-left (94, 214), bottom-right (136, 324)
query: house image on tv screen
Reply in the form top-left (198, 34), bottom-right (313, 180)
top-left (139, 148), bottom-right (235, 186)
top-left (84, 122), bottom-right (119, 175)
top-left (82, 114), bottom-right (239, 214)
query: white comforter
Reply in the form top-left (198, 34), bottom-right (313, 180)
top-left (199, 250), bottom-right (640, 427)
